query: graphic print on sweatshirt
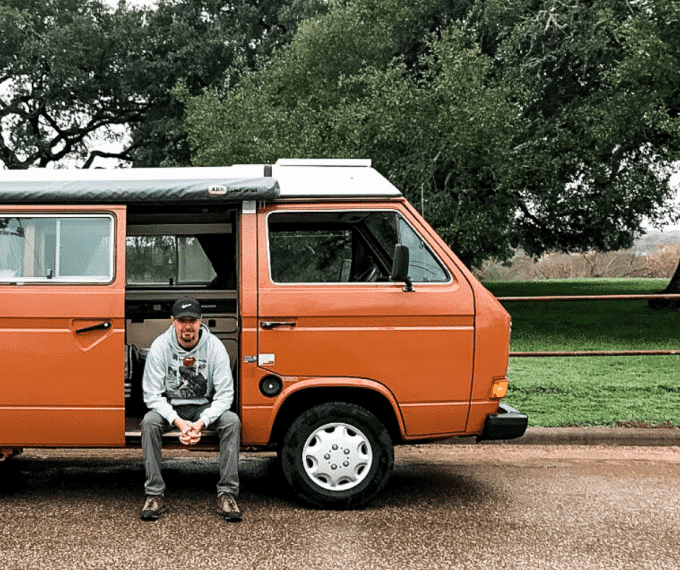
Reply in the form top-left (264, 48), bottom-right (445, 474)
top-left (165, 352), bottom-right (208, 399)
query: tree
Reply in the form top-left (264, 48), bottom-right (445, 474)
top-left (0, 0), bottom-right (327, 169)
top-left (472, 0), bottom-right (680, 296)
top-left (0, 0), bottom-right (146, 168)
top-left (183, 0), bottom-right (520, 266)
top-left (183, 0), bottom-right (680, 268)
top-left (472, 0), bottom-right (680, 257)
top-left (126, 0), bottom-right (329, 167)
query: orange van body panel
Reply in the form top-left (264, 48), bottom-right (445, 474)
top-left (398, 200), bottom-right (512, 437)
top-left (0, 315), bottom-right (125, 406)
top-left (241, 376), bottom-right (406, 445)
top-left (1, 408), bottom-right (123, 447)
top-left (0, 205), bottom-right (126, 447)
top-left (466, 279), bottom-right (513, 433)
top-left (237, 204), bottom-right (264, 445)
top-left (245, 201), bottom-right (485, 444)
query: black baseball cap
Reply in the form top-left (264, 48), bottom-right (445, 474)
top-left (172, 298), bottom-right (202, 319)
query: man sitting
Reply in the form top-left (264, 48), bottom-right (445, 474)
top-left (140, 297), bottom-right (241, 522)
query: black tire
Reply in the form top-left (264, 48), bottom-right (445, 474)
top-left (279, 402), bottom-right (394, 509)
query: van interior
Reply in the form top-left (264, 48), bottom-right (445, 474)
top-left (124, 204), bottom-right (240, 434)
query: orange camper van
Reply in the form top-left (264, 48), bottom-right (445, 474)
top-left (0, 159), bottom-right (526, 508)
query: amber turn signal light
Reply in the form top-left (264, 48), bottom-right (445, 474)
top-left (490, 378), bottom-right (509, 399)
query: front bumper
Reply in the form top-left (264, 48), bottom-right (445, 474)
top-left (477, 403), bottom-right (528, 442)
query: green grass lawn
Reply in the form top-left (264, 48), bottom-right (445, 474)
top-left (486, 278), bottom-right (679, 352)
top-left (483, 278), bottom-right (680, 427)
top-left (505, 356), bottom-right (680, 428)
top-left (485, 277), bottom-right (669, 298)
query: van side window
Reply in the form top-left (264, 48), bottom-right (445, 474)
top-left (397, 218), bottom-right (449, 283)
top-left (125, 224), bottom-right (235, 288)
top-left (0, 215), bottom-right (113, 283)
top-left (126, 236), bottom-right (217, 286)
top-left (268, 211), bottom-right (449, 284)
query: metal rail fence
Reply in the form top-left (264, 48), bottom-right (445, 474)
top-left (497, 292), bottom-right (680, 358)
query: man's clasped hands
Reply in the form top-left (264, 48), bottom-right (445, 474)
top-left (174, 417), bottom-right (205, 446)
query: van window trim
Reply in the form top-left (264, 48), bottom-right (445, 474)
top-left (264, 208), bottom-right (453, 286)
top-left (0, 212), bottom-right (116, 285)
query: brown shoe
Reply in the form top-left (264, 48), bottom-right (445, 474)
top-left (217, 493), bottom-right (242, 522)
top-left (141, 495), bottom-right (166, 521)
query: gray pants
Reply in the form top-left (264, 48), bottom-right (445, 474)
top-left (141, 404), bottom-right (240, 497)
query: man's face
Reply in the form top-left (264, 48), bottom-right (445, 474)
top-left (172, 317), bottom-right (202, 349)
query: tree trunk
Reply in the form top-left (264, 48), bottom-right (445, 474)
top-left (648, 257), bottom-right (680, 309)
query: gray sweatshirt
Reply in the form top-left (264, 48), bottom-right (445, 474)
top-left (142, 323), bottom-right (233, 428)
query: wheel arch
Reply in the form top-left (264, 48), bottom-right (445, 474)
top-left (269, 385), bottom-right (404, 448)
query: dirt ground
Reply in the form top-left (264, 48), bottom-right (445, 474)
top-left (2, 443), bottom-right (679, 570)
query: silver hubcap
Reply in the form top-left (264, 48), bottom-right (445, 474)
top-left (302, 422), bottom-right (373, 491)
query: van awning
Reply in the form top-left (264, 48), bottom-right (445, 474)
top-left (0, 177), bottom-right (280, 204)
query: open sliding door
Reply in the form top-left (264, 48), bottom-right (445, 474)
top-left (0, 205), bottom-right (126, 447)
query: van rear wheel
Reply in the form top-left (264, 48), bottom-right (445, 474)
top-left (280, 402), bottom-right (394, 509)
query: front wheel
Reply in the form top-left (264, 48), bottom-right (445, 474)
top-left (280, 402), bottom-right (394, 509)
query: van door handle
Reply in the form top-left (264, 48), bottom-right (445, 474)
top-left (75, 321), bottom-right (112, 334)
top-left (260, 321), bottom-right (296, 329)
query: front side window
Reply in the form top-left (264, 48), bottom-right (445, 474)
top-left (0, 215), bottom-right (113, 283)
top-left (268, 210), bottom-right (449, 284)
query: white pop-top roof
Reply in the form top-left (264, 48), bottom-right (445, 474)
top-left (273, 159), bottom-right (402, 198)
top-left (0, 159), bottom-right (403, 202)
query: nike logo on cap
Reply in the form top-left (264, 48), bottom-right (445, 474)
top-left (181, 303), bottom-right (192, 309)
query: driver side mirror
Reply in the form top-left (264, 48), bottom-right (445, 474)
top-left (391, 244), bottom-right (414, 292)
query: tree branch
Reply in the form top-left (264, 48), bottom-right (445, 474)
top-left (82, 147), bottom-right (136, 169)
